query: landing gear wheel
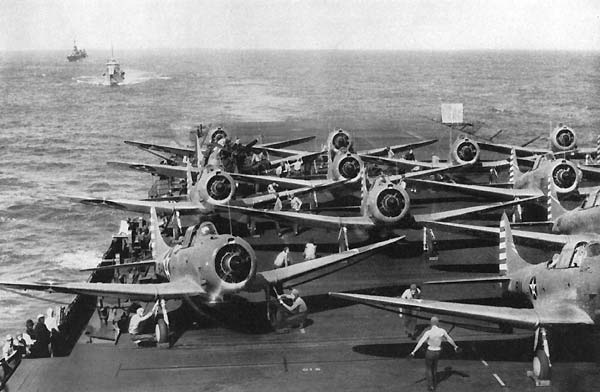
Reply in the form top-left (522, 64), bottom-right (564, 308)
top-left (155, 319), bottom-right (169, 344)
top-left (532, 349), bottom-right (551, 380)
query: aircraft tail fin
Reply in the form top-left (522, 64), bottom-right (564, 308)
top-left (499, 213), bottom-right (528, 275)
top-left (544, 175), bottom-right (567, 221)
top-left (150, 207), bottom-right (171, 260)
top-left (509, 148), bottom-right (522, 185)
top-left (185, 160), bottom-right (200, 203)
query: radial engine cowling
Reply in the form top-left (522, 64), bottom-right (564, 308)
top-left (550, 125), bottom-right (577, 152)
top-left (190, 235), bottom-right (257, 297)
top-left (329, 152), bottom-right (364, 181)
top-left (366, 177), bottom-right (411, 225)
top-left (549, 159), bottom-right (581, 194)
top-left (208, 127), bottom-right (228, 145)
top-left (197, 167), bottom-right (236, 204)
top-left (327, 129), bottom-right (353, 155)
top-left (451, 138), bottom-right (480, 164)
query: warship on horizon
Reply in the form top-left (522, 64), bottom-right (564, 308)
top-left (66, 40), bottom-right (87, 62)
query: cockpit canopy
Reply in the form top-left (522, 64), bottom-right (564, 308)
top-left (181, 221), bottom-right (219, 248)
top-left (549, 240), bottom-right (600, 269)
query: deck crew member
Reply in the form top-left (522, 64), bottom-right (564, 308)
top-left (410, 317), bottom-right (459, 391)
top-left (34, 314), bottom-right (51, 357)
top-left (273, 247), bottom-right (291, 269)
top-left (303, 239), bottom-right (317, 260)
top-left (45, 307), bottom-right (59, 356)
top-left (14, 334), bottom-right (27, 358)
top-left (23, 320), bottom-right (36, 347)
top-left (2, 335), bottom-right (15, 361)
top-left (129, 303), bottom-right (159, 344)
top-left (293, 159), bottom-right (302, 173)
top-left (274, 195), bottom-right (283, 236)
top-left (290, 196), bottom-right (302, 235)
top-left (399, 284), bottom-right (421, 338)
top-left (290, 195), bottom-right (302, 211)
top-left (403, 149), bottom-right (415, 160)
top-left (276, 289), bottom-right (308, 330)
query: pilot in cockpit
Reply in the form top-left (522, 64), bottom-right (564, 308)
top-left (198, 221), bottom-right (218, 236)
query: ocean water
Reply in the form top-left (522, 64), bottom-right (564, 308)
top-left (1, 49), bottom-right (599, 335)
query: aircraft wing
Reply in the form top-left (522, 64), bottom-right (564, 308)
top-left (69, 196), bottom-right (209, 215)
top-left (406, 178), bottom-right (543, 200)
top-left (360, 155), bottom-right (443, 170)
top-left (124, 140), bottom-right (194, 157)
top-left (479, 160), bottom-right (511, 169)
top-left (229, 173), bottom-right (323, 189)
top-left (578, 164), bottom-right (600, 181)
top-left (269, 150), bottom-right (326, 166)
top-left (0, 278), bottom-right (206, 302)
top-left (329, 293), bottom-right (593, 329)
top-left (215, 205), bottom-right (376, 230)
top-left (383, 163), bottom-right (472, 183)
top-left (255, 135), bottom-right (316, 150)
top-left (108, 161), bottom-right (194, 178)
top-left (358, 139), bottom-right (438, 156)
top-left (412, 196), bottom-right (541, 222)
top-left (422, 220), bottom-right (569, 247)
top-left (257, 237), bottom-right (403, 286)
top-left (238, 179), bottom-right (351, 206)
top-left (476, 141), bottom-right (550, 157)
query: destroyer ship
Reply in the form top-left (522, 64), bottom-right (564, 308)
top-left (103, 49), bottom-right (125, 86)
top-left (66, 40), bottom-right (87, 62)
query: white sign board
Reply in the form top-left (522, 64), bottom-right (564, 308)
top-left (441, 103), bottom-right (464, 124)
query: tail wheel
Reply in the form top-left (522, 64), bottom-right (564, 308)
top-left (532, 349), bottom-right (551, 380)
top-left (155, 319), bottom-right (169, 344)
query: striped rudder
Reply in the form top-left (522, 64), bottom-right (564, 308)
top-left (547, 174), bottom-right (553, 221)
top-left (508, 148), bottom-right (519, 184)
top-left (499, 215), bottom-right (508, 275)
top-left (359, 169), bottom-right (369, 217)
top-left (499, 213), bottom-right (529, 275)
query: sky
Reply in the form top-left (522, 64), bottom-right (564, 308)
top-left (1, 0), bottom-right (599, 51)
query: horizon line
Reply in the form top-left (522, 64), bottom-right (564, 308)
top-left (3, 47), bottom-right (600, 53)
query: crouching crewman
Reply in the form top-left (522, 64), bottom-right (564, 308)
top-left (129, 303), bottom-right (159, 345)
top-left (275, 289), bottom-right (308, 332)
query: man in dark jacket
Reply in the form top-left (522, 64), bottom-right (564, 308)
top-left (33, 315), bottom-right (51, 357)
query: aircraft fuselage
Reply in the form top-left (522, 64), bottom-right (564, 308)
top-left (507, 241), bottom-right (600, 325)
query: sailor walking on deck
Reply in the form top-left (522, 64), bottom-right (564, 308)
top-left (410, 317), bottom-right (459, 391)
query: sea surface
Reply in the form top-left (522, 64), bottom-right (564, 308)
top-left (1, 49), bottom-right (599, 336)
